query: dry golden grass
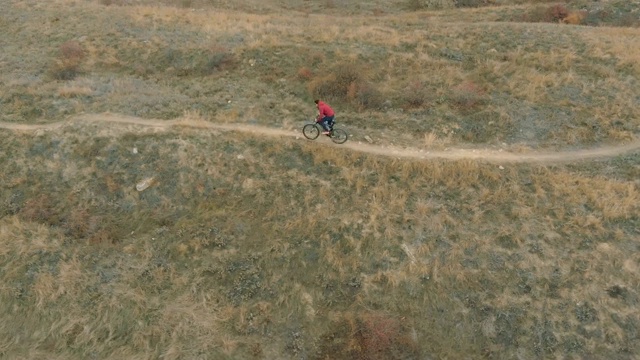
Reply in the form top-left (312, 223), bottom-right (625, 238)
top-left (583, 26), bottom-right (640, 73)
top-left (4, 0), bottom-right (639, 147)
top-left (1, 0), bottom-right (640, 358)
top-left (1, 132), bottom-right (638, 356)
top-left (58, 85), bottom-right (93, 98)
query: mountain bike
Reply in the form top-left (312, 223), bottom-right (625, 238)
top-left (302, 120), bottom-right (348, 144)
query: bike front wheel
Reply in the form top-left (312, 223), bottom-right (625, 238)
top-left (302, 123), bottom-right (320, 140)
top-left (330, 128), bottom-right (348, 144)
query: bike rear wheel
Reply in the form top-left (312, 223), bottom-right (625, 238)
top-left (330, 128), bottom-right (348, 144)
top-left (302, 124), bottom-right (320, 140)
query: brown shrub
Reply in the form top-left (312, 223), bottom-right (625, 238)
top-left (450, 81), bottom-right (486, 111)
top-left (403, 81), bottom-right (430, 108)
top-left (307, 75), bottom-right (334, 99)
top-left (50, 41), bottom-right (85, 80)
top-left (333, 64), bottom-right (363, 89)
top-left (88, 228), bottom-right (118, 245)
top-left (60, 41), bottom-right (85, 63)
top-left (20, 194), bottom-right (60, 225)
top-left (203, 44), bottom-right (237, 73)
top-left (307, 63), bottom-right (383, 109)
top-left (296, 67), bottom-right (313, 81)
top-left (521, 4), bottom-right (570, 23)
top-left (547, 4), bottom-right (569, 22)
top-left (356, 314), bottom-right (403, 357)
top-left (63, 207), bottom-right (91, 239)
top-left (563, 11), bottom-right (587, 25)
top-left (316, 312), bottom-right (418, 359)
top-left (346, 81), bottom-right (358, 101)
top-left (353, 82), bottom-right (384, 110)
top-left (372, 8), bottom-right (385, 16)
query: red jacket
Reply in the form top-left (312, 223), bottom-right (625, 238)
top-left (316, 101), bottom-right (335, 118)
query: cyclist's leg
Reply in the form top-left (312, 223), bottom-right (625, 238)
top-left (327, 115), bottom-right (335, 130)
top-left (320, 116), bottom-right (331, 132)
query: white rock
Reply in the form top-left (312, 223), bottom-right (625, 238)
top-left (136, 177), bottom-right (154, 192)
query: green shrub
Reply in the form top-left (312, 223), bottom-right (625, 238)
top-left (583, 8), bottom-right (640, 27)
top-left (454, 0), bottom-right (492, 8)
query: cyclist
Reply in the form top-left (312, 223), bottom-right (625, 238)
top-left (315, 99), bottom-right (335, 135)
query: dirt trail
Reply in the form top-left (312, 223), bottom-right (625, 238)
top-left (1, 113), bottom-right (639, 164)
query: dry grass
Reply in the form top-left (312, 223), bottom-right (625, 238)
top-left (2, 0), bottom-right (639, 144)
top-left (58, 85), bottom-right (93, 98)
top-left (1, 0), bottom-right (640, 358)
top-left (1, 122), bottom-right (639, 358)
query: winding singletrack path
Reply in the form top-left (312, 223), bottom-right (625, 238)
top-left (1, 113), bottom-right (639, 164)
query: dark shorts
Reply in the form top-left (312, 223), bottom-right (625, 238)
top-left (320, 115), bottom-right (335, 130)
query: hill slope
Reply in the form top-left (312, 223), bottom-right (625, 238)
top-left (1, 0), bottom-right (639, 359)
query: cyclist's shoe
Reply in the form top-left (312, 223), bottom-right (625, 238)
top-left (322, 131), bottom-right (330, 135)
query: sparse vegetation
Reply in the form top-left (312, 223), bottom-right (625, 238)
top-left (1, 0), bottom-right (640, 359)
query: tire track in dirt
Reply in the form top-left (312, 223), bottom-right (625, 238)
top-left (1, 113), bottom-right (639, 164)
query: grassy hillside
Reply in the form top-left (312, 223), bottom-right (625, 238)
top-left (1, 0), bottom-right (639, 148)
top-left (1, 0), bottom-right (639, 359)
top-left (1, 119), bottom-right (639, 359)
